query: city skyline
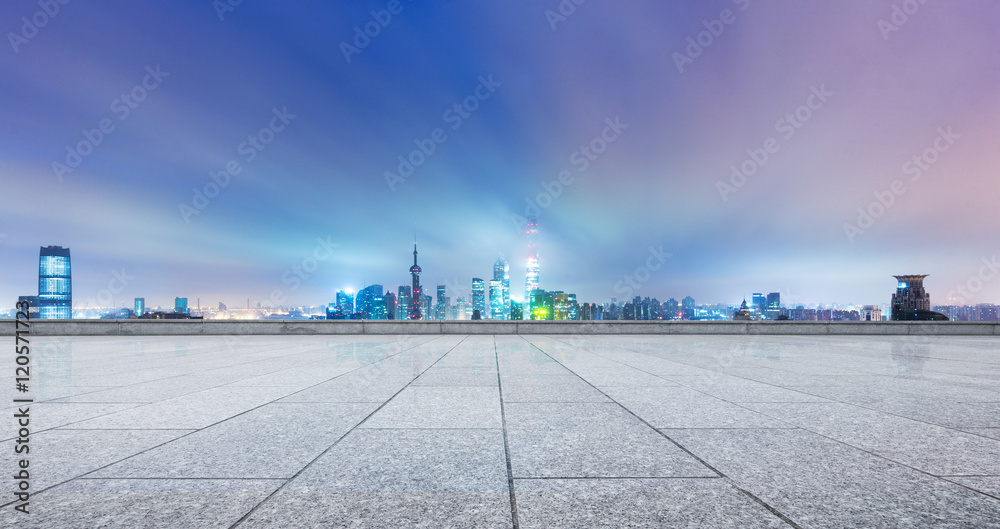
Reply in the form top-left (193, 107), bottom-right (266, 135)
top-left (2, 2), bottom-right (1000, 307)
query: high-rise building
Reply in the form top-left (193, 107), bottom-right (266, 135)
top-left (524, 218), bottom-right (539, 301)
top-left (752, 293), bottom-right (766, 316)
top-left (435, 284), bottom-right (448, 320)
top-left (409, 243), bottom-right (422, 319)
top-left (38, 245), bottom-right (72, 319)
top-left (765, 292), bottom-right (781, 319)
top-left (472, 278), bottom-right (485, 316)
top-left (355, 285), bottom-right (385, 319)
top-left (396, 286), bottom-right (411, 320)
top-left (419, 293), bottom-right (432, 320)
top-left (336, 290), bottom-right (354, 317)
top-left (134, 298), bottom-right (145, 317)
top-left (384, 290), bottom-right (396, 320)
top-left (174, 297), bottom-right (188, 315)
top-left (891, 275), bottom-right (946, 320)
top-left (510, 300), bottom-right (523, 321)
top-left (493, 258), bottom-right (510, 319)
top-left (489, 280), bottom-right (504, 320)
top-left (682, 296), bottom-right (695, 320)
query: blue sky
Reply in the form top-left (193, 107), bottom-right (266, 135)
top-left (2, 0), bottom-right (999, 309)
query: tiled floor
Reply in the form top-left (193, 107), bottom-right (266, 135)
top-left (2, 334), bottom-right (1000, 528)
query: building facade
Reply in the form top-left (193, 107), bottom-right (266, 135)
top-left (38, 245), bottom-right (72, 319)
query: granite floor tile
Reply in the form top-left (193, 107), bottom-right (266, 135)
top-left (91, 402), bottom-right (377, 478)
top-left (743, 402), bottom-right (1000, 475)
top-left (237, 429), bottom-right (511, 529)
top-left (361, 386), bottom-right (502, 428)
top-left (505, 402), bottom-right (714, 478)
top-left (65, 386), bottom-right (295, 429)
top-left (514, 478), bottom-right (789, 528)
top-left (601, 386), bottom-right (791, 429)
top-left (0, 478), bottom-right (283, 529)
top-left (670, 428), bottom-right (1000, 529)
top-left (0, 429), bottom-right (191, 491)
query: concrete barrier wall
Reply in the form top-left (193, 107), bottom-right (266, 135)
top-left (2, 319), bottom-right (999, 336)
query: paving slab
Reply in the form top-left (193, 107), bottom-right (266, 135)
top-left (91, 402), bottom-right (377, 478)
top-left (361, 386), bottom-right (502, 429)
top-left (0, 479), bottom-right (283, 529)
top-left (237, 429), bottom-right (512, 529)
top-left (504, 402), bottom-right (715, 478)
top-left (514, 478), bottom-right (789, 528)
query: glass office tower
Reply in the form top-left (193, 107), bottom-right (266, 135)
top-left (38, 246), bottom-right (72, 319)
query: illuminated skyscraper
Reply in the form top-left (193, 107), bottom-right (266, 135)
top-left (38, 245), bottom-right (72, 319)
top-left (174, 297), bottom-right (189, 315)
top-left (409, 243), bottom-right (422, 319)
top-left (336, 290), bottom-right (354, 317)
top-left (435, 284), bottom-right (448, 320)
top-left (356, 285), bottom-right (385, 319)
top-left (134, 298), bottom-right (145, 317)
top-left (489, 280), bottom-right (504, 319)
top-left (396, 286), bottom-right (411, 320)
top-left (492, 259), bottom-right (509, 320)
top-left (524, 218), bottom-right (539, 301)
top-left (472, 278), bottom-right (485, 315)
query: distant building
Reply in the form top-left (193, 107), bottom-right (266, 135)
top-left (356, 285), bottom-right (385, 319)
top-left (17, 296), bottom-right (40, 319)
top-left (174, 297), bottom-right (189, 315)
top-left (891, 275), bottom-right (947, 321)
top-left (472, 278), bottom-right (485, 316)
top-left (524, 218), bottom-right (539, 301)
top-left (494, 258), bottom-right (510, 319)
top-left (335, 290), bottom-right (354, 318)
top-left (384, 290), bottom-right (396, 320)
top-left (396, 286), bottom-right (411, 320)
top-left (38, 246), bottom-right (72, 319)
top-left (134, 298), bottom-right (145, 317)
top-left (734, 299), bottom-right (754, 321)
top-left (861, 305), bottom-right (883, 321)
top-left (435, 285), bottom-right (448, 320)
top-left (489, 280), bottom-right (504, 319)
top-left (510, 300), bottom-right (523, 321)
top-left (682, 296), bottom-right (695, 320)
top-left (765, 292), bottom-right (781, 320)
top-left (409, 243), bottom-right (423, 319)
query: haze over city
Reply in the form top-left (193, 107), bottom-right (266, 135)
top-left (2, 1), bottom-right (999, 309)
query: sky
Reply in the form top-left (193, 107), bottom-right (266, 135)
top-left (2, 0), bottom-right (999, 310)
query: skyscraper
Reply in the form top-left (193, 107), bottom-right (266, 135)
top-left (396, 286), bottom-right (411, 320)
top-left (435, 284), bottom-right (448, 320)
top-left (384, 290), bottom-right (396, 320)
top-left (355, 285), bottom-right (385, 319)
top-left (174, 297), bottom-right (188, 315)
top-left (891, 275), bottom-right (947, 320)
top-left (492, 259), bottom-right (509, 320)
top-left (489, 280), bottom-right (504, 320)
top-left (766, 292), bottom-right (781, 319)
top-left (134, 297), bottom-right (145, 317)
top-left (38, 245), bottom-right (72, 319)
top-left (524, 217), bottom-right (539, 301)
top-left (336, 290), bottom-right (354, 317)
top-left (472, 278), bottom-right (485, 316)
top-left (752, 293), bottom-right (766, 316)
top-left (409, 243), bottom-right (422, 319)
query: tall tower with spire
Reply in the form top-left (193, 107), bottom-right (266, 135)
top-left (409, 242), bottom-right (422, 319)
top-left (524, 217), bottom-right (539, 302)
